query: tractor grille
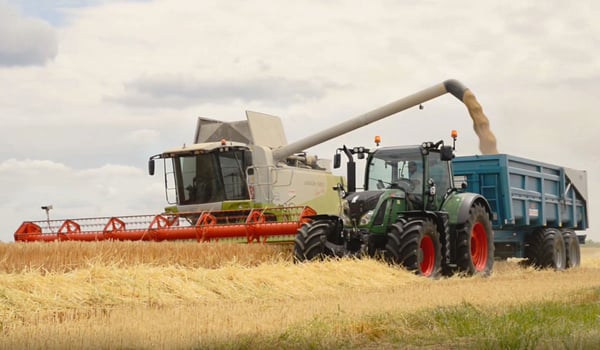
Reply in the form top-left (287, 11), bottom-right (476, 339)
top-left (346, 191), bottom-right (384, 221)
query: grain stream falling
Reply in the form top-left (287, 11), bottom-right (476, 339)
top-left (462, 89), bottom-right (499, 154)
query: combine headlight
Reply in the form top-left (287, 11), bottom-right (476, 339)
top-left (359, 210), bottom-right (373, 226)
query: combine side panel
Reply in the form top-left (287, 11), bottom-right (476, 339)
top-left (453, 154), bottom-right (588, 258)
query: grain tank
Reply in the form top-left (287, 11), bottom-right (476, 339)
top-left (453, 154), bottom-right (588, 269)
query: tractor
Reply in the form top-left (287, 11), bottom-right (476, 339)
top-left (294, 133), bottom-right (495, 278)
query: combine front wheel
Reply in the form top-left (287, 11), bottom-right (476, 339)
top-left (385, 218), bottom-right (441, 278)
top-left (456, 203), bottom-right (494, 276)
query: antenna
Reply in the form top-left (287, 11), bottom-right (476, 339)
top-left (41, 205), bottom-right (53, 232)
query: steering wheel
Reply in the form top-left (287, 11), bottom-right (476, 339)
top-left (376, 178), bottom-right (417, 192)
top-left (391, 178), bottom-right (416, 192)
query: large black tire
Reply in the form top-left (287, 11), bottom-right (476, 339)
top-left (294, 220), bottom-right (337, 262)
top-left (456, 203), bottom-right (494, 276)
top-left (562, 229), bottom-right (581, 268)
top-left (385, 218), bottom-right (442, 278)
top-left (525, 228), bottom-right (567, 270)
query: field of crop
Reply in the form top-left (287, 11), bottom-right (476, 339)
top-left (1, 241), bottom-right (600, 349)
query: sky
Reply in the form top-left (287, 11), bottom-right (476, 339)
top-left (0, 0), bottom-right (598, 243)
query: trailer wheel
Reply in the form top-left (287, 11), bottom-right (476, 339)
top-left (293, 220), bottom-right (338, 262)
top-left (562, 229), bottom-right (581, 268)
top-left (385, 218), bottom-right (441, 278)
top-left (456, 203), bottom-right (494, 276)
top-left (525, 228), bottom-right (567, 270)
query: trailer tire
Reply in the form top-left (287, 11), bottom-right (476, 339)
top-left (562, 229), bottom-right (581, 269)
top-left (456, 203), bottom-right (494, 276)
top-left (525, 228), bottom-right (567, 270)
top-left (385, 218), bottom-right (441, 278)
top-left (294, 220), bottom-right (337, 262)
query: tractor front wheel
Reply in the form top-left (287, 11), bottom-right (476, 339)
top-left (294, 220), bottom-right (339, 262)
top-left (385, 218), bottom-right (441, 278)
top-left (456, 203), bottom-right (494, 276)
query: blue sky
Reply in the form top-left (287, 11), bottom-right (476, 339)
top-left (6, 0), bottom-right (95, 25)
top-left (5, 0), bottom-right (149, 25)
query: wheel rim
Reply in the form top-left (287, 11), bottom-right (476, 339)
top-left (555, 239), bottom-right (565, 270)
top-left (420, 235), bottom-right (435, 276)
top-left (471, 222), bottom-right (489, 272)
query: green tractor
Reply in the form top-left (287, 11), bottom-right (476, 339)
top-left (294, 135), bottom-right (495, 278)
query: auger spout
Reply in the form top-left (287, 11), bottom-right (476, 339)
top-left (272, 79), bottom-right (497, 162)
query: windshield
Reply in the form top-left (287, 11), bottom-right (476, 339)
top-left (367, 148), bottom-right (423, 195)
top-left (366, 147), bottom-right (452, 208)
top-left (173, 149), bottom-right (251, 205)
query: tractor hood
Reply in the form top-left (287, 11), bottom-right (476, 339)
top-left (345, 191), bottom-right (385, 221)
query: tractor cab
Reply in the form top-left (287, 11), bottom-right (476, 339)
top-left (365, 142), bottom-right (454, 211)
top-left (334, 139), bottom-right (454, 220)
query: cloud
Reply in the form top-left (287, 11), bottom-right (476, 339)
top-left (127, 128), bottom-right (161, 145)
top-left (0, 158), bottom-right (165, 242)
top-left (109, 74), bottom-right (336, 109)
top-left (0, 0), bottom-right (598, 242)
top-left (0, 2), bottom-right (58, 66)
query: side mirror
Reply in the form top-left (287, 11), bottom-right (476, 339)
top-left (333, 153), bottom-right (341, 169)
top-left (332, 182), bottom-right (346, 198)
top-left (440, 145), bottom-right (454, 161)
top-left (148, 159), bottom-right (155, 176)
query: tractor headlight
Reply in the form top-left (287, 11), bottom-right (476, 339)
top-left (359, 210), bottom-right (373, 226)
top-left (341, 213), bottom-right (352, 226)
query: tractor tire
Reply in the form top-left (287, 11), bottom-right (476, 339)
top-left (525, 228), bottom-right (567, 270)
top-left (562, 229), bottom-right (581, 269)
top-left (455, 203), bottom-right (494, 276)
top-left (293, 220), bottom-right (336, 262)
top-left (385, 218), bottom-right (442, 278)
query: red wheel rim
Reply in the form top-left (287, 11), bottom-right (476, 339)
top-left (471, 222), bottom-right (489, 271)
top-left (420, 235), bottom-right (435, 276)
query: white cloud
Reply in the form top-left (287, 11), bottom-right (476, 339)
top-left (128, 128), bottom-right (160, 145)
top-left (0, 0), bottom-right (598, 242)
top-left (0, 158), bottom-right (164, 242)
top-left (0, 2), bottom-right (57, 66)
top-left (110, 74), bottom-right (334, 109)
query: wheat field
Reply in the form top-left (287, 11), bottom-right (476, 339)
top-left (0, 241), bottom-right (599, 349)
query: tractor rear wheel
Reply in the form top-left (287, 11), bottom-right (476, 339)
top-left (562, 229), bottom-right (581, 268)
top-left (525, 228), bottom-right (567, 270)
top-left (385, 218), bottom-right (441, 278)
top-left (294, 220), bottom-right (338, 262)
top-left (456, 203), bottom-right (494, 276)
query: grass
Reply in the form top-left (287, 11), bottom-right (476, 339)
top-left (262, 294), bottom-right (600, 350)
top-left (0, 242), bottom-right (599, 349)
top-left (184, 287), bottom-right (600, 349)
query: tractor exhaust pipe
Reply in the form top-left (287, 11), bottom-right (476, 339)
top-left (272, 79), bottom-right (498, 162)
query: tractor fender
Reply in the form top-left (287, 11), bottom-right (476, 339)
top-left (442, 192), bottom-right (492, 226)
top-left (304, 214), bottom-right (344, 232)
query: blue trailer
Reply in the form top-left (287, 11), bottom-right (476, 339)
top-left (452, 154), bottom-right (588, 269)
